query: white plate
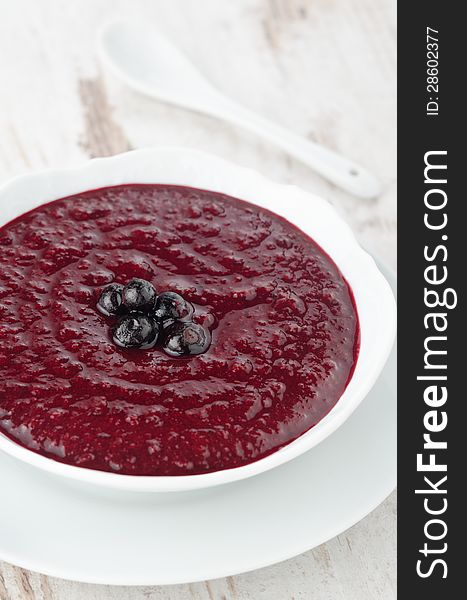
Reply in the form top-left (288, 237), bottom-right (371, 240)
top-left (0, 259), bottom-right (396, 586)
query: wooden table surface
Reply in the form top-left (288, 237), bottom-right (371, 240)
top-left (0, 1), bottom-right (396, 598)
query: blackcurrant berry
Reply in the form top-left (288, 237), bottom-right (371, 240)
top-left (112, 314), bottom-right (159, 349)
top-left (122, 278), bottom-right (157, 312)
top-left (97, 283), bottom-right (125, 317)
top-left (162, 321), bottom-right (211, 357)
top-left (153, 291), bottom-right (194, 323)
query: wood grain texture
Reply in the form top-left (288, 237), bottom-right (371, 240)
top-left (78, 74), bottom-right (132, 157)
top-left (0, 0), bottom-right (396, 598)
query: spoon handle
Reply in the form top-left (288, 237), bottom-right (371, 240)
top-left (204, 94), bottom-right (381, 199)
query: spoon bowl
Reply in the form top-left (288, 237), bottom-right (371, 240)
top-left (99, 20), bottom-right (225, 113)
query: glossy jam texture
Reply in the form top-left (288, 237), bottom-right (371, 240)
top-left (0, 185), bottom-right (359, 475)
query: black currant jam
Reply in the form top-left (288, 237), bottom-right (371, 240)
top-left (0, 185), bottom-right (359, 475)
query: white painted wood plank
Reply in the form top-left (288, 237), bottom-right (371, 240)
top-left (0, 0), bottom-right (396, 598)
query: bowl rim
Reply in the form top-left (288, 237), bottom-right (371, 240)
top-left (0, 147), bottom-right (396, 492)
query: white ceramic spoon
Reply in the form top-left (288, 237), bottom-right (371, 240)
top-left (98, 20), bottom-right (382, 199)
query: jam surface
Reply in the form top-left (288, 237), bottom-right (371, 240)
top-left (0, 185), bottom-right (358, 475)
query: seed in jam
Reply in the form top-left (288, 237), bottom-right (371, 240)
top-left (163, 321), bottom-right (211, 357)
top-left (112, 313), bottom-right (159, 349)
top-left (153, 291), bottom-right (194, 323)
top-left (97, 283), bottom-right (125, 317)
top-left (122, 278), bottom-right (157, 312)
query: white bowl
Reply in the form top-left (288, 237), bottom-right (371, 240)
top-left (0, 147), bottom-right (396, 492)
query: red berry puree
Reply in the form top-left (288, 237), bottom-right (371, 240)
top-left (0, 185), bottom-right (359, 475)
